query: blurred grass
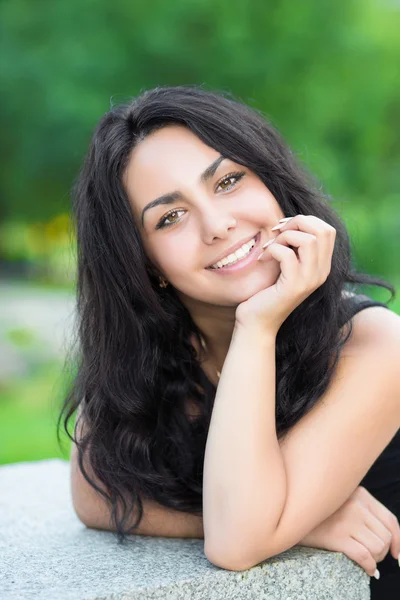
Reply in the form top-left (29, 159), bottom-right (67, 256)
top-left (0, 358), bottom-right (73, 465)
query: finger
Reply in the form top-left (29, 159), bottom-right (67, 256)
top-left (263, 230), bottom-right (317, 252)
top-left (352, 521), bottom-right (390, 563)
top-left (273, 214), bottom-right (335, 237)
top-left (340, 536), bottom-right (378, 578)
top-left (265, 231), bottom-right (319, 282)
top-left (272, 215), bottom-right (336, 265)
top-left (361, 494), bottom-right (400, 561)
top-left (259, 241), bottom-right (298, 283)
top-left (362, 510), bottom-right (393, 561)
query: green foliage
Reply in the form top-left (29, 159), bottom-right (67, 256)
top-left (0, 359), bottom-right (72, 465)
top-left (1, 0), bottom-right (399, 214)
top-left (0, 0), bottom-right (398, 280)
top-left (5, 327), bottom-right (37, 348)
top-left (0, 215), bottom-right (76, 284)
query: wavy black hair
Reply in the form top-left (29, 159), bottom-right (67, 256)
top-left (57, 84), bottom-right (396, 545)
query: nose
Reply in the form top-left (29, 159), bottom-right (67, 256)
top-left (200, 205), bottom-right (237, 244)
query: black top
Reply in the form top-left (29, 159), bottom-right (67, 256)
top-left (341, 293), bottom-right (399, 594)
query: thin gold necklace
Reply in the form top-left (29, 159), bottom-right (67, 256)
top-left (200, 335), bottom-right (221, 379)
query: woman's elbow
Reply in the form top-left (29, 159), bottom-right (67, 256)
top-left (204, 540), bottom-right (261, 572)
top-left (72, 501), bottom-right (95, 528)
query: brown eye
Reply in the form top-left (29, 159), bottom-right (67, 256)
top-left (166, 211), bottom-right (179, 222)
top-left (216, 171), bottom-right (246, 193)
top-left (219, 177), bottom-right (234, 189)
top-left (156, 209), bottom-right (185, 230)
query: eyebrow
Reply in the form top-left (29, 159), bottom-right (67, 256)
top-left (140, 155), bottom-right (226, 227)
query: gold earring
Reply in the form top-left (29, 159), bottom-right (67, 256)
top-left (158, 277), bottom-right (169, 288)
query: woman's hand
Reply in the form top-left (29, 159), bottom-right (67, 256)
top-left (297, 486), bottom-right (400, 579)
top-left (235, 215), bottom-right (336, 335)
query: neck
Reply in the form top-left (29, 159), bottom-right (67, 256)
top-left (200, 332), bottom-right (229, 374)
top-left (176, 291), bottom-right (238, 373)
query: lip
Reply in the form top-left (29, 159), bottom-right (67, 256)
top-left (206, 232), bottom-right (261, 274)
top-left (205, 232), bottom-right (260, 269)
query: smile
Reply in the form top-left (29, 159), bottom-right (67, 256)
top-left (206, 232), bottom-right (261, 274)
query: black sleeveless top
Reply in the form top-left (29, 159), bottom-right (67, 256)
top-left (343, 293), bottom-right (399, 596)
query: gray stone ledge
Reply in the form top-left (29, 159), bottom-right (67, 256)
top-left (0, 459), bottom-right (370, 599)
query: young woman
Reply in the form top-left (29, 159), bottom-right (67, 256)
top-left (60, 85), bottom-right (400, 596)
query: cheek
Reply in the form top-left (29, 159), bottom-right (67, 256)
top-left (246, 185), bottom-right (281, 216)
top-left (157, 243), bottom-right (194, 274)
top-left (254, 197), bottom-right (280, 218)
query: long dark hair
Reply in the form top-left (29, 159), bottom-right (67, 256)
top-left (57, 84), bottom-right (395, 544)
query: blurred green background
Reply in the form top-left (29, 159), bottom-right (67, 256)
top-left (1, 0), bottom-right (399, 465)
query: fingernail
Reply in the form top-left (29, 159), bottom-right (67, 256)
top-left (271, 224), bottom-right (284, 231)
top-left (257, 252), bottom-right (264, 261)
top-left (262, 238), bottom-right (276, 249)
top-left (373, 568), bottom-right (380, 580)
top-left (278, 217), bottom-right (294, 223)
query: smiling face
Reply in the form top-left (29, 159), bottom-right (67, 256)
top-left (124, 124), bottom-right (284, 310)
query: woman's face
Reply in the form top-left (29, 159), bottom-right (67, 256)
top-left (124, 124), bottom-right (285, 307)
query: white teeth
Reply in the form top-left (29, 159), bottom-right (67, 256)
top-left (235, 246), bottom-right (249, 259)
top-left (210, 236), bottom-right (257, 269)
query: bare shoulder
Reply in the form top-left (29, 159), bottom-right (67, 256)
top-left (337, 304), bottom-right (400, 403)
top-left (341, 303), bottom-right (400, 355)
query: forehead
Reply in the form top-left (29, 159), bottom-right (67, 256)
top-left (124, 125), bottom-right (221, 207)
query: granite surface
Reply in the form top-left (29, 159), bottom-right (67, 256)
top-left (0, 459), bottom-right (371, 599)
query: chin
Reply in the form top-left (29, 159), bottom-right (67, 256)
top-left (236, 268), bottom-right (280, 297)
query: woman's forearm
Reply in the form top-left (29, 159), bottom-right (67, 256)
top-left (202, 324), bottom-right (287, 565)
